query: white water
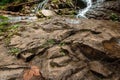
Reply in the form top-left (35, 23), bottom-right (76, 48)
top-left (97, 0), bottom-right (105, 3)
top-left (35, 0), bottom-right (49, 12)
top-left (76, 0), bottom-right (105, 18)
top-left (77, 0), bottom-right (92, 18)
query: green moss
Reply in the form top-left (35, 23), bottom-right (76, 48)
top-left (110, 13), bottom-right (119, 21)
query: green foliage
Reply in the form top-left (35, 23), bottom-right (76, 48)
top-left (0, 22), bottom-right (9, 33)
top-left (0, 15), bottom-right (9, 33)
top-left (0, 22), bottom-right (9, 26)
top-left (8, 24), bottom-right (19, 30)
top-left (47, 39), bottom-right (56, 45)
top-left (0, 0), bottom-right (14, 5)
top-left (0, 0), bottom-right (25, 5)
top-left (59, 42), bottom-right (66, 46)
top-left (110, 13), bottom-right (119, 21)
top-left (42, 39), bottom-right (56, 48)
top-left (52, 0), bottom-right (58, 3)
top-left (8, 47), bottom-right (21, 55)
top-left (0, 6), bottom-right (6, 10)
top-left (0, 22), bottom-right (19, 34)
top-left (0, 15), bottom-right (9, 20)
top-left (0, 23), bottom-right (20, 46)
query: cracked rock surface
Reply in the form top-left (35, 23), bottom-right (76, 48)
top-left (0, 17), bottom-right (120, 80)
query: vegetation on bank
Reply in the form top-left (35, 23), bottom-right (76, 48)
top-left (0, 0), bottom-right (26, 5)
top-left (0, 0), bottom-right (28, 10)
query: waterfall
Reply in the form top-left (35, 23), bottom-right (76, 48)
top-left (76, 0), bottom-right (92, 18)
top-left (35, 0), bottom-right (49, 12)
top-left (35, 0), bottom-right (105, 18)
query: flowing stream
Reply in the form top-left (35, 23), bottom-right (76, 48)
top-left (77, 0), bottom-right (92, 18)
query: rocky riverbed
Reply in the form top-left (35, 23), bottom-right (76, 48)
top-left (0, 16), bottom-right (120, 80)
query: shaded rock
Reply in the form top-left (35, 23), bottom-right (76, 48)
top-left (103, 37), bottom-right (120, 58)
top-left (18, 52), bottom-right (35, 62)
top-left (89, 61), bottom-right (112, 77)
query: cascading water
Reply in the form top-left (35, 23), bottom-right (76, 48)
top-left (76, 0), bottom-right (92, 18)
top-left (35, 0), bottom-right (105, 18)
top-left (35, 0), bottom-right (49, 12)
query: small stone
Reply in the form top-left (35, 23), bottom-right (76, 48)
top-left (38, 9), bottom-right (57, 17)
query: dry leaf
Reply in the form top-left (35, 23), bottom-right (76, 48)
top-left (23, 66), bottom-right (40, 80)
top-left (31, 66), bottom-right (40, 76)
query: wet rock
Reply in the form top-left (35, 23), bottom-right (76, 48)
top-left (89, 61), bottom-right (112, 77)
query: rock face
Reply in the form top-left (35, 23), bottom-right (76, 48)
top-left (86, 0), bottom-right (120, 21)
top-left (4, 17), bottom-right (120, 80)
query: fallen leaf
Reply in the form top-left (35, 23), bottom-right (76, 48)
top-left (31, 66), bottom-right (40, 76)
top-left (23, 66), bottom-right (40, 80)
